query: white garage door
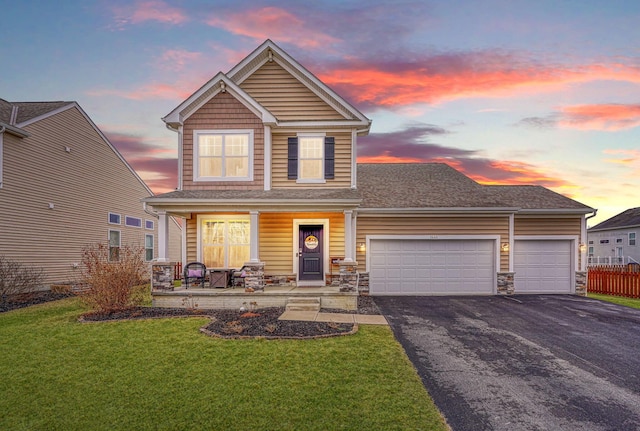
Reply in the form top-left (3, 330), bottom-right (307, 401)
top-left (514, 240), bottom-right (572, 293)
top-left (369, 239), bottom-right (495, 295)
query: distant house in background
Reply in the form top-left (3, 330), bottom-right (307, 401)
top-left (0, 98), bottom-right (181, 287)
top-left (587, 207), bottom-right (640, 265)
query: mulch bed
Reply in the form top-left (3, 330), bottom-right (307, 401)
top-left (3, 291), bottom-right (381, 339)
top-left (0, 291), bottom-right (75, 313)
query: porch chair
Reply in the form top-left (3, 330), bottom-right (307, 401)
top-left (230, 265), bottom-right (249, 288)
top-left (183, 262), bottom-right (207, 289)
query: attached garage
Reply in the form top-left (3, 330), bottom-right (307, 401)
top-left (368, 237), bottom-right (497, 295)
top-left (514, 239), bottom-right (574, 293)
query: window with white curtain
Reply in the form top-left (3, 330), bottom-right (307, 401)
top-left (200, 215), bottom-right (250, 268)
top-left (194, 130), bottom-right (253, 181)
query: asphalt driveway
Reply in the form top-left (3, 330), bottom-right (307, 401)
top-left (374, 295), bottom-right (640, 431)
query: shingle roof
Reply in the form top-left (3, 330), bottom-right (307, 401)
top-left (149, 163), bottom-right (593, 213)
top-left (0, 98), bottom-right (73, 125)
top-left (589, 207), bottom-right (640, 231)
top-left (485, 185), bottom-right (593, 210)
top-left (148, 187), bottom-right (361, 202)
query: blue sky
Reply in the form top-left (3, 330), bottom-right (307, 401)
top-left (2, 0), bottom-right (639, 225)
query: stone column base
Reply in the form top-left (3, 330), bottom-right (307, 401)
top-left (497, 272), bottom-right (515, 295)
top-left (575, 271), bottom-right (587, 296)
top-left (339, 261), bottom-right (358, 292)
top-left (151, 262), bottom-right (175, 291)
top-left (243, 262), bottom-right (265, 292)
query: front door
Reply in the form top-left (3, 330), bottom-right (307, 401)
top-left (299, 225), bottom-right (324, 281)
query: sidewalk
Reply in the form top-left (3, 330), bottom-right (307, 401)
top-left (278, 311), bottom-right (388, 325)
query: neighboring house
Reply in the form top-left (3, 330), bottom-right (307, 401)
top-left (0, 98), bottom-right (181, 287)
top-left (144, 40), bottom-right (594, 298)
top-left (587, 207), bottom-right (640, 265)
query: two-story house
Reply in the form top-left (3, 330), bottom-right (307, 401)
top-left (145, 40), bottom-right (594, 310)
top-left (0, 99), bottom-right (181, 288)
top-left (588, 207), bottom-right (640, 265)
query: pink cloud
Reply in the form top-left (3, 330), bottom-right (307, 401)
top-left (156, 49), bottom-right (202, 72)
top-left (206, 6), bottom-right (339, 48)
top-left (317, 53), bottom-right (640, 109)
top-left (110, 0), bottom-right (187, 28)
top-left (87, 82), bottom-right (193, 101)
top-left (558, 104), bottom-right (640, 131)
top-left (603, 149), bottom-right (640, 174)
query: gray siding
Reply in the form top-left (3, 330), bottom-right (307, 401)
top-left (0, 106), bottom-right (179, 285)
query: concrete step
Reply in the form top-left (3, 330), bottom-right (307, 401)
top-left (285, 297), bottom-right (321, 312)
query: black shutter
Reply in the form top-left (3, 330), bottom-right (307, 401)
top-left (324, 137), bottom-right (335, 179)
top-left (287, 137), bottom-right (298, 179)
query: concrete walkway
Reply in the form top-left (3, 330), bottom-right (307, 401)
top-left (278, 310), bottom-right (388, 325)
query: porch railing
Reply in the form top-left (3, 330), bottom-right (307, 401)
top-left (588, 256), bottom-right (638, 266)
top-left (173, 262), bottom-right (182, 281)
top-left (587, 264), bottom-right (640, 298)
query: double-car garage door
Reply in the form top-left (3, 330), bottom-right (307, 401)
top-left (369, 238), bottom-right (573, 295)
top-left (369, 239), bottom-right (496, 295)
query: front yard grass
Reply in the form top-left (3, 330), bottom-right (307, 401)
top-left (588, 293), bottom-right (640, 310)
top-left (0, 298), bottom-right (448, 431)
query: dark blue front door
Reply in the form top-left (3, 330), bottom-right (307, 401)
top-left (299, 225), bottom-right (323, 281)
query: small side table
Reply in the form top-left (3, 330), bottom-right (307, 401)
top-left (209, 269), bottom-right (229, 288)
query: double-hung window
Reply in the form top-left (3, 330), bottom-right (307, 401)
top-left (194, 130), bottom-right (253, 181)
top-left (288, 134), bottom-right (335, 182)
top-left (630, 232), bottom-right (637, 246)
top-left (145, 234), bottom-right (154, 261)
top-left (109, 230), bottom-right (121, 262)
top-left (199, 215), bottom-right (250, 268)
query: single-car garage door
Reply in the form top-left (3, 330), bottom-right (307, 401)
top-left (514, 240), bottom-right (573, 293)
top-left (369, 239), bottom-right (496, 295)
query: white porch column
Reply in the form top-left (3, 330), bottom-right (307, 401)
top-left (249, 210), bottom-right (260, 263)
top-left (157, 211), bottom-right (169, 262)
top-left (344, 210), bottom-right (354, 262)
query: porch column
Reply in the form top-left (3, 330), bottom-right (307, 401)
top-left (344, 210), bottom-right (354, 262)
top-left (157, 211), bottom-right (169, 262)
top-left (249, 210), bottom-right (260, 263)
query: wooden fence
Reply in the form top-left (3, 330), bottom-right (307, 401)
top-left (588, 265), bottom-right (640, 298)
top-left (173, 262), bottom-right (183, 281)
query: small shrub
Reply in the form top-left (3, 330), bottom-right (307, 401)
top-left (0, 256), bottom-right (46, 301)
top-left (77, 243), bottom-right (149, 313)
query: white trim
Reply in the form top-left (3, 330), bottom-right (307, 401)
top-left (351, 129), bottom-right (357, 189)
top-left (296, 134), bottom-right (325, 182)
top-left (193, 129), bottom-right (254, 182)
top-left (293, 218), bottom-right (330, 286)
top-left (366, 235), bottom-right (500, 295)
top-left (263, 125), bottom-right (271, 191)
top-left (145, 233), bottom-right (155, 262)
top-left (508, 213), bottom-right (514, 272)
top-left (177, 125), bottom-right (184, 190)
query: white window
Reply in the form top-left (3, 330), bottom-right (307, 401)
top-left (109, 213), bottom-right (121, 225)
top-left (145, 220), bottom-right (154, 230)
top-left (298, 136), bottom-right (324, 181)
top-left (199, 215), bottom-right (250, 268)
top-left (125, 216), bottom-right (142, 228)
top-left (588, 246), bottom-right (594, 256)
top-left (630, 232), bottom-right (637, 246)
top-left (109, 230), bottom-right (121, 262)
top-left (194, 130), bottom-right (253, 181)
top-left (145, 234), bottom-right (154, 261)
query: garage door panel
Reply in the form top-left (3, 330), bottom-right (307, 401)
top-left (514, 240), bottom-right (572, 294)
top-left (370, 239), bottom-right (495, 295)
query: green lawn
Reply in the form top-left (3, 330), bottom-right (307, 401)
top-left (0, 298), bottom-right (448, 431)
top-left (588, 293), bottom-right (640, 310)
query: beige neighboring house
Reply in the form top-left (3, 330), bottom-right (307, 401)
top-left (144, 40), bottom-right (595, 300)
top-left (0, 98), bottom-right (181, 287)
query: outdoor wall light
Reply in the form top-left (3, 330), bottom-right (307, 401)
top-left (358, 243), bottom-right (366, 252)
top-left (579, 243), bottom-right (587, 253)
top-left (500, 243), bottom-right (509, 252)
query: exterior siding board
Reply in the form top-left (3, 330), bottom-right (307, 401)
top-left (182, 92), bottom-right (264, 191)
top-left (356, 215), bottom-right (510, 272)
top-left (514, 216), bottom-right (582, 236)
top-left (239, 62), bottom-right (346, 121)
top-left (0, 107), bottom-right (178, 285)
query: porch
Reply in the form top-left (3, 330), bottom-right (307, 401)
top-left (151, 284), bottom-right (358, 311)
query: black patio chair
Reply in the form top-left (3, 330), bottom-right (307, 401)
top-left (183, 262), bottom-right (207, 289)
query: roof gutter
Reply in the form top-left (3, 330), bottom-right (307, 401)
top-left (0, 122), bottom-right (29, 138)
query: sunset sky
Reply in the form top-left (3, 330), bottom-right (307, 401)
top-left (2, 0), bottom-right (639, 225)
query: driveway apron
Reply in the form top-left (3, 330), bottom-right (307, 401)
top-left (374, 295), bottom-right (640, 431)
